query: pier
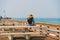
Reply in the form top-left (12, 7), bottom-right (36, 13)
top-left (0, 19), bottom-right (60, 40)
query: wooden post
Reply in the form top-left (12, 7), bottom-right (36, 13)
top-left (24, 34), bottom-right (30, 40)
top-left (8, 35), bottom-right (13, 40)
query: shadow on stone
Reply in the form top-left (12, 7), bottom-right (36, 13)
top-left (30, 36), bottom-right (45, 40)
top-left (13, 37), bottom-right (26, 40)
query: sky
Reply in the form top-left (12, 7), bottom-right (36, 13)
top-left (0, 0), bottom-right (60, 18)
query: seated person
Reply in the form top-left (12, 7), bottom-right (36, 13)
top-left (27, 14), bottom-right (35, 26)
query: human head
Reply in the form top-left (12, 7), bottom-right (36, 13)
top-left (28, 14), bottom-right (33, 18)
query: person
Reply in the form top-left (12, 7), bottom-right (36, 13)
top-left (0, 16), bottom-right (3, 21)
top-left (27, 14), bottom-right (35, 26)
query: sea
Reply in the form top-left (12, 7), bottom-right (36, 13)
top-left (14, 18), bottom-right (60, 24)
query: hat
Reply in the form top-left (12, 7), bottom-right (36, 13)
top-left (28, 14), bottom-right (33, 18)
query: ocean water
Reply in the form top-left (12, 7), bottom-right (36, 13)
top-left (14, 18), bottom-right (60, 24)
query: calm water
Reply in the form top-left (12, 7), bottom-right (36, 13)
top-left (14, 18), bottom-right (60, 24)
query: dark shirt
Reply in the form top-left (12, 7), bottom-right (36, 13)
top-left (27, 17), bottom-right (35, 26)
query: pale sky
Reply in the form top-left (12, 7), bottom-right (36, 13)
top-left (0, 0), bottom-right (60, 18)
